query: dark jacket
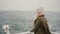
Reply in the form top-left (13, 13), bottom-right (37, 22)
top-left (31, 15), bottom-right (51, 34)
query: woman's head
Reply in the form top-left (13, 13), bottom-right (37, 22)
top-left (36, 7), bottom-right (44, 17)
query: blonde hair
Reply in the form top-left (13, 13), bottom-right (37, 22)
top-left (36, 7), bottom-right (44, 17)
top-left (34, 7), bottom-right (45, 20)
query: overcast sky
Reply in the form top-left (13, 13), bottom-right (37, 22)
top-left (0, 0), bottom-right (60, 11)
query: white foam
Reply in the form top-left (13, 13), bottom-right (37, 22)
top-left (2, 25), bottom-right (11, 34)
top-left (16, 31), bottom-right (60, 34)
top-left (52, 32), bottom-right (60, 34)
top-left (16, 31), bottom-right (34, 34)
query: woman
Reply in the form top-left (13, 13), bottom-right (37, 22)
top-left (30, 7), bottom-right (51, 34)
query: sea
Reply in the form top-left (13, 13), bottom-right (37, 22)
top-left (0, 11), bottom-right (60, 34)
